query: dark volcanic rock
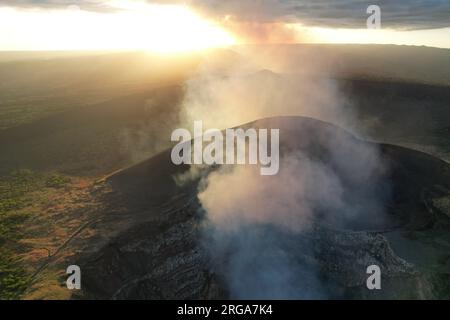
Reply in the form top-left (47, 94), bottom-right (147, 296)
top-left (72, 116), bottom-right (450, 299)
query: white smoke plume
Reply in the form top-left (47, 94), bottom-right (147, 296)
top-left (176, 48), bottom-right (389, 298)
top-left (198, 155), bottom-right (343, 233)
top-left (180, 63), bottom-right (352, 131)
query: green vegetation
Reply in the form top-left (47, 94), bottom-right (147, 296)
top-left (0, 169), bottom-right (70, 299)
top-left (45, 174), bottom-right (71, 188)
top-left (0, 248), bottom-right (29, 300)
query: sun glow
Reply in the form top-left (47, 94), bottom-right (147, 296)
top-left (289, 24), bottom-right (450, 49)
top-left (0, 2), bottom-right (236, 53)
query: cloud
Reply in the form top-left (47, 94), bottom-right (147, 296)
top-left (0, 0), bottom-right (117, 12)
top-left (4, 1), bottom-right (449, 30)
top-left (155, 0), bottom-right (450, 30)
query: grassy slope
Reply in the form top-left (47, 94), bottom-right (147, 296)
top-left (0, 169), bottom-right (103, 299)
top-left (0, 170), bottom-right (69, 298)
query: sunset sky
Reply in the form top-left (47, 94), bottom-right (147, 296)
top-left (0, 0), bottom-right (449, 52)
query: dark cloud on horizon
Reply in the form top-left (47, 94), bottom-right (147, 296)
top-left (154, 0), bottom-right (450, 30)
top-left (1, 0), bottom-right (449, 30)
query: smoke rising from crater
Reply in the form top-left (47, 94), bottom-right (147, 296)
top-left (199, 156), bottom-right (343, 233)
top-left (177, 49), bottom-right (390, 298)
top-left (180, 52), bottom-right (352, 131)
